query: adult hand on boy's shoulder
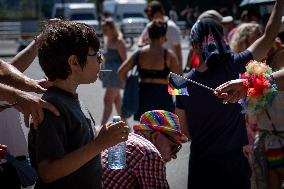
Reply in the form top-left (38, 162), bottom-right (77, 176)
top-left (95, 122), bottom-right (130, 150)
top-left (15, 91), bottom-right (60, 128)
top-left (37, 78), bottom-right (53, 91)
top-left (29, 78), bottom-right (53, 94)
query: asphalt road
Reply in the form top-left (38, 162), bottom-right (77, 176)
top-left (0, 38), bottom-right (191, 189)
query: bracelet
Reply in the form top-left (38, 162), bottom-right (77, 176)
top-left (239, 60), bottom-right (278, 115)
top-left (33, 34), bottom-right (42, 45)
top-left (33, 35), bottom-right (38, 43)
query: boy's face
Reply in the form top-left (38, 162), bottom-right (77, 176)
top-left (75, 48), bottom-right (103, 84)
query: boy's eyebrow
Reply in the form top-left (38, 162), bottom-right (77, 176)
top-left (87, 50), bottom-right (101, 56)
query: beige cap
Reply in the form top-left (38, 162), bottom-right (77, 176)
top-left (221, 16), bottom-right (234, 24)
top-left (198, 10), bottom-right (234, 24)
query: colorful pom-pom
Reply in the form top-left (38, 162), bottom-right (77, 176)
top-left (239, 60), bottom-right (278, 115)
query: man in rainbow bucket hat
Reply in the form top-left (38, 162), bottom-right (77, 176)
top-left (102, 110), bottom-right (188, 188)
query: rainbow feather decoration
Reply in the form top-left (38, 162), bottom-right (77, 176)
top-left (168, 73), bottom-right (189, 96)
top-left (239, 60), bottom-right (278, 115)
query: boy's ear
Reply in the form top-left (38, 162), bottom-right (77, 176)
top-left (68, 55), bottom-right (78, 66)
top-left (68, 55), bottom-right (80, 71)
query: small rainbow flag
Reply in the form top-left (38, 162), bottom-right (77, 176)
top-left (168, 73), bottom-right (189, 96)
top-left (266, 147), bottom-right (284, 168)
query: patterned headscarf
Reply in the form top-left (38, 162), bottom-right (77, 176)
top-left (134, 110), bottom-right (188, 144)
top-left (190, 18), bottom-right (231, 69)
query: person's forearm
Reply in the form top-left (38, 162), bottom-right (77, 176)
top-left (272, 69), bottom-right (284, 91)
top-left (175, 45), bottom-right (183, 74)
top-left (118, 72), bottom-right (127, 84)
top-left (118, 66), bottom-right (128, 84)
top-left (11, 35), bottom-right (41, 72)
top-left (0, 83), bottom-right (25, 104)
top-left (0, 60), bottom-right (39, 92)
top-left (248, 1), bottom-right (284, 60)
top-left (263, 1), bottom-right (283, 42)
top-left (38, 140), bottom-right (106, 183)
top-left (186, 51), bottom-right (191, 68)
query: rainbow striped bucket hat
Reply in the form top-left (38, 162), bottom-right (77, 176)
top-left (134, 110), bottom-right (188, 144)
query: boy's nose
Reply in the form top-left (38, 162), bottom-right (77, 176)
top-left (171, 154), bottom-right (177, 159)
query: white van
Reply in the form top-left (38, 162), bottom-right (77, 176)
top-left (52, 3), bottom-right (99, 32)
top-left (103, 0), bottom-right (148, 38)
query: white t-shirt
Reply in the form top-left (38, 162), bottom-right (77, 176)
top-left (140, 17), bottom-right (181, 53)
top-left (0, 103), bottom-right (28, 157)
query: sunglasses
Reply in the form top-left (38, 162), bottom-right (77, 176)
top-left (87, 51), bottom-right (103, 65)
top-left (159, 132), bottom-right (182, 155)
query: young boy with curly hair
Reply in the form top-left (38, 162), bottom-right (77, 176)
top-left (28, 20), bottom-right (129, 189)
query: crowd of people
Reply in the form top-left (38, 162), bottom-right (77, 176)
top-left (1, 0), bottom-right (284, 189)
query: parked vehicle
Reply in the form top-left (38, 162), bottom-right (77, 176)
top-left (52, 3), bottom-right (100, 34)
top-left (103, 0), bottom-right (148, 48)
top-left (17, 3), bottom-right (101, 52)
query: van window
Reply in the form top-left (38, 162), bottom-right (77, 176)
top-left (70, 14), bottom-right (96, 20)
top-left (103, 1), bottom-right (115, 14)
top-left (123, 13), bottom-right (144, 18)
top-left (54, 8), bottom-right (65, 19)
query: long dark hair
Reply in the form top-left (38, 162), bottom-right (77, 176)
top-left (148, 19), bottom-right (167, 40)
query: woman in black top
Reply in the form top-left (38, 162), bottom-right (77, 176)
top-left (118, 20), bottom-right (180, 121)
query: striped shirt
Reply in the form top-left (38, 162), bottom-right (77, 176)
top-left (102, 133), bottom-right (169, 189)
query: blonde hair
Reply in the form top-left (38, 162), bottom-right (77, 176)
top-left (230, 23), bottom-right (261, 53)
top-left (102, 19), bottom-right (123, 44)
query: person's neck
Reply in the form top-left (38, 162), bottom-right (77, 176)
top-left (107, 36), bottom-right (118, 42)
top-left (150, 41), bottom-right (163, 48)
top-left (52, 77), bottom-right (78, 94)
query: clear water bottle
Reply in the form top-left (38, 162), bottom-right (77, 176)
top-left (108, 116), bottom-right (127, 169)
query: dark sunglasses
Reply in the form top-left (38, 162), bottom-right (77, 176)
top-left (87, 51), bottom-right (103, 65)
top-left (159, 132), bottom-right (182, 155)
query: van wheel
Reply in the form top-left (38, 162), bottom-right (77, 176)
top-left (124, 37), bottom-right (134, 49)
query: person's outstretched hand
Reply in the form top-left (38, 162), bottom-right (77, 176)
top-left (95, 121), bottom-right (130, 150)
top-left (15, 91), bottom-right (60, 128)
top-left (214, 79), bottom-right (247, 103)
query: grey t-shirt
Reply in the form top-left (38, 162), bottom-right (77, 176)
top-left (28, 87), bottom-right (102, 189)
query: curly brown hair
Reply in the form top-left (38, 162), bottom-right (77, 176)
top-left (38, 20), bottom-right (100, 81)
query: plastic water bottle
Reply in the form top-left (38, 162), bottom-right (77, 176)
top-left (108, 116), bottom-right (127, 169)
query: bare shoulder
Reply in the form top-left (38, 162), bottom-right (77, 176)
top-left (167, 49), bottom-right (177, 59)
top-left (116, 38), bottom-right (126, 47)
top-left (140, 45), bottom-right (150, 53)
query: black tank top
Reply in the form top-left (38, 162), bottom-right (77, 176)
top-left (139, 49), bottom-right (170, 79)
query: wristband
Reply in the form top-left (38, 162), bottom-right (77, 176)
top-left (33, 34), bottom-right (42, 45)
